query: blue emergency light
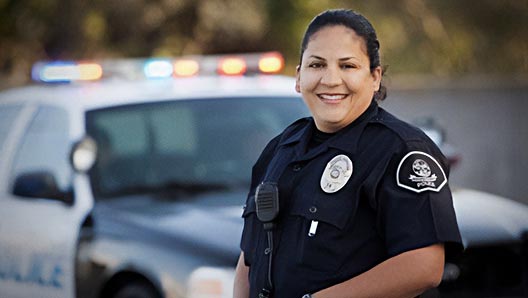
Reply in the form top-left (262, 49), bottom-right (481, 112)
top-left (32, 61), bottom-right (103, 83)
top-left (143, 60), bottom-right (174, 79)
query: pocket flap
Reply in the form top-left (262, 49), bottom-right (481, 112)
top-left (242, 195), bottom-right (256, 217)
top-left (290, 193), bottom-right (354, 230)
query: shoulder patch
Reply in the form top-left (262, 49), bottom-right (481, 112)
top-left (396, 151), bottom-right (447, 193)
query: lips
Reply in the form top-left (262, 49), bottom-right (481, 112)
top-left (317, 93), bottom-right (348, 102)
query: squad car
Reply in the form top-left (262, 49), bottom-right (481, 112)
top-left (0, 52), bottom-right (527, 298)
top-left (0, 52), bottom-right (309, 298)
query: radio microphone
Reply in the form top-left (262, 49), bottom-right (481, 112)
top-left (255, 181), bottom-right (280, 294)
top-left (255, 182), bottom-right (279, 230)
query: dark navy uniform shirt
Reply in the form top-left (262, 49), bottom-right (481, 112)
top-left (241, 101), bottom-right (462, 298)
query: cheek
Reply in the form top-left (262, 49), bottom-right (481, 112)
top-left (348, 73), bottom-right (374, 92)
top-left (299, 71), bottom-right (320, 90)
top-left (302, 95), bottom-right (316, 108)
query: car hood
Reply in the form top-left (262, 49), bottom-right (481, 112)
top-left (453, 188), bottom-right (528, 247)
top-left (93, 190), bottom-right (247, 263)
top-left (93, 187), bottom-right (528, 257)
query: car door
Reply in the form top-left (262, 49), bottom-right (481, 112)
top-left (0, 103), bottom-right (92, 298)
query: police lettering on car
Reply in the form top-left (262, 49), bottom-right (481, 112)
top-left (234, 9), bottom-right (462, 298)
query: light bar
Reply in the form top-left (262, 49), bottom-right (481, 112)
top-left (258, 52), bottom-right (284, 74)
top-left (78, 63), bottom-right (104, 80)
top-left (217, 57), bottom-right (247, 76)
top-left (144, 60), bottom-right (174, 79)
top-left (33, 62), bottom-right (103, 82)
top-left (174, 59), bottom-right (200, 77)
top-left (32, 52), bottom-right (285, 83)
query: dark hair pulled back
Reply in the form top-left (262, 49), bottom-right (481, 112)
top-left (300, 9), bottom-right (387, 101)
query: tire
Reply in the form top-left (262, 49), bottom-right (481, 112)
top-left (112, 282), bottom-right (161, 298)
top-left (420, 288), bottom-right (440, 298)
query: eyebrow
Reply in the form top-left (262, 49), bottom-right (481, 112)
top-left (309, 55), bottom-right (359, 62)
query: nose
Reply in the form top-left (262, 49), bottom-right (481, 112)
top-left (320, 65), bottom-right (342, 87)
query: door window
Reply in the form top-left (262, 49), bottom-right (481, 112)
top-left (10, 106), bottom-right (71, 193)
top-left (0, 104), bottom-right (22, 154)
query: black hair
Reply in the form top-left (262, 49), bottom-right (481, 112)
top-left (300, 9), bottom-right (387, 101)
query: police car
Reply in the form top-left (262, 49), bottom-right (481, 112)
top-left (0, 52), bottom-right (527, 298)
top-left (0, 52), bottom-right (309, 298)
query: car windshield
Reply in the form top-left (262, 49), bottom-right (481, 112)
top-left (86, 96), bottom-right (309, 200)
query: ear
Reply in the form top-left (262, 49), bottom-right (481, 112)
top-left (371, 66), bottom-right (382, 91)
top-left (295, 65), bottom-right (301, 93)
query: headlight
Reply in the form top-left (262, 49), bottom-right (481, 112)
top-left (187, 267), bottom-right (235, 298)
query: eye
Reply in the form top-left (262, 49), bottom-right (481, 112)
top-left (308, 62), bottom-right (325, 69)
top-left (340, 64), bottom-right (358, 70)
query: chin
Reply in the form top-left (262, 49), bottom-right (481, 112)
top-left (316, 118), bottom-right (345, 131)
top-left (318, 113), bottom-right (346, 124)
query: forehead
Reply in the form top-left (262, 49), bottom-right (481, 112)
top-left (305, 25), bottom-right (367, 56)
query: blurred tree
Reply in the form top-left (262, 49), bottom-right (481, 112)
top-left (0, 0), bottom-right (526, 88)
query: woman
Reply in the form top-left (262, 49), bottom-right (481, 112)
top-left (234, 9), bottom-right (462, 298)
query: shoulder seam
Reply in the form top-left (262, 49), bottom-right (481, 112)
top-left (371, 110), bottom-right (428, 144)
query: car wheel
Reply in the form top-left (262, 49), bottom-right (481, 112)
top-left (421, 287), bottom-right (440, 298)
top-left (112, 282), bottom-right (160, 298)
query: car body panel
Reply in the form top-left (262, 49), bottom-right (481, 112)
top-left (0, 104), bottom-right (93, 298)
top-left (453, 188), bottom-right (528, 247)
top-left (76, 191), bottom-right (246, 298)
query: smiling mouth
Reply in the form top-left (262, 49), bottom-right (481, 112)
top-left (318, 94), bottom-right (348, 102)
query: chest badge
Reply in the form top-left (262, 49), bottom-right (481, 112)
top-left (320, 154), bottom-right (353, 193)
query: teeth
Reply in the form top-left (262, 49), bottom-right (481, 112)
top-left (319, 94), bottom-right (346, 100)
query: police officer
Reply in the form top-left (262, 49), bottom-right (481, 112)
top-left (233, 9), bottom-right (462, 298)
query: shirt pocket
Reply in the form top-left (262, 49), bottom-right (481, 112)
top-left (241, 195), bottom-right (262, 266)
top-left (290, 191), bottom-right (356, 272)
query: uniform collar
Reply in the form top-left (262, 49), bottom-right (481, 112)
top-left (278, 119), bottom-right (310, 147)
top-left (327, 100), bottom-right (379, 154)
top-left (278, 100), bottom-right (379, 157)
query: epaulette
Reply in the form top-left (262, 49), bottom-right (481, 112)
top-left (257, 117), bottom-right (311, 163)
top-left (371, 108), bottom-right (427, 143)
top-left (280, 117), bottom-right (311, 141)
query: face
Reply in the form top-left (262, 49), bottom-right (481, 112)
top-left (296, 25), bottom-right (382, 133)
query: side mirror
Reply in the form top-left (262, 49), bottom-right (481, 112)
top-left (13, 171), bottom-right (73, 204)
top-left (70, 136), bottom-right (97, 173)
